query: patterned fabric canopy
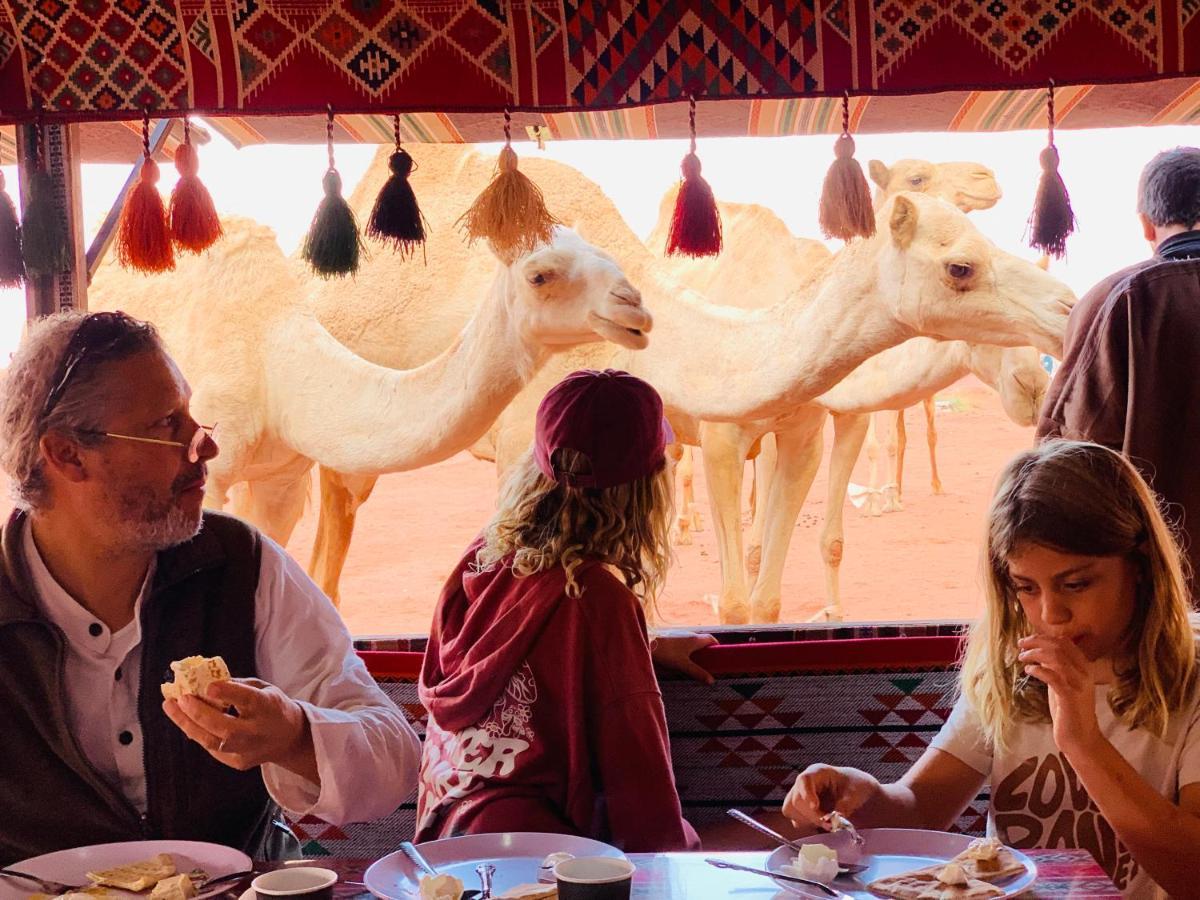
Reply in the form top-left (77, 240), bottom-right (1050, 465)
top-left (2, 0), bottom-right (1200, 155)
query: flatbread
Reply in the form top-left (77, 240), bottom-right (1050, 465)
top-left (948, 845), bottom-right (1026, 882)
top-left (867, 864), bottom-right (1005, 900)
top-left (86, 854), bottom-right (175, 892)
top-left (161, 656), bottom-right (230, 704)
top-left (149, 875), bottom-right (196, 900)
top-left (497, 886), bottom-right (557, 899)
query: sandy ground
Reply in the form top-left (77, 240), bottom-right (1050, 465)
top-left (278, 376), bottom-right (1029, 636)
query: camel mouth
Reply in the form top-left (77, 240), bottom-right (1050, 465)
top-left (590, 313), bottom-right (650, 350)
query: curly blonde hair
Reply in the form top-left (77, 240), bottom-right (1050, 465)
top-left (476, 447), bottom-right (674, 619)
top-left (961, 440), bottom-right (1199, 753)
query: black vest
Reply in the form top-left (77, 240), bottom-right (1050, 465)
top-left (0, 510), bottom-right (279, 864)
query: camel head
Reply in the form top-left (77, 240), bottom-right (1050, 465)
top-left (869, 159), bottom-right (1002, 212)
top-left (877, 193), bottom-right (1073, 358)
top-left (967, 344), bottom-right (1050, 427)
top-left (502, 225), bottom-right (652, 353)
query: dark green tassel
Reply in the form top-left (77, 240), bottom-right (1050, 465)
top-left (0, 171), bottom-right (23, 287)
top-left (21, 169), bottom-right (71, 276)
top-left (366, 149), bottom-right (428, 259)
top-left (302, 168), bottom-right (362, 278)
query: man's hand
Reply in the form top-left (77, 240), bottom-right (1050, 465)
top-left (163, 677), bottom-right (319, 784)
top-left (651, 632), bottom-right (718, 684)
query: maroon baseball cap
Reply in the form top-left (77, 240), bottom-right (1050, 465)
top-left (534, 369), bottom-right (674, 489)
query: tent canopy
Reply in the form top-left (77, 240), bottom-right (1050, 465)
top-left (2, 0), bottom-right (1200, 163)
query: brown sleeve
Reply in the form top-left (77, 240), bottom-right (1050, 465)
top-left (1037, 293), bottom-right (1130, 452)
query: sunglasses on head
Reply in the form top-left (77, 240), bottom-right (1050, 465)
top-left (41, 312), bottom-right (153, 422)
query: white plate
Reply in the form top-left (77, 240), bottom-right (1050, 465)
top-left (766, 829), bottom-right (1037, 899)
top-left (0, 840), bottom-right (251, 900)
top-left (364, 833), bottom-right (625, 899)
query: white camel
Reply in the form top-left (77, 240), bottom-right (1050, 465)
top-left (301, 147), bottom-right (1071, 606)
top-left (88, 217), bottom-right (652, 601)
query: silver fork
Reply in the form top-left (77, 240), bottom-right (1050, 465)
top-left (0, 869), bottom-right (84, 894)
top-left (725, 809), bottom-right (868, 876)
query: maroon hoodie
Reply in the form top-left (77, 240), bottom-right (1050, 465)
top-left (416, 540), bottom-right (698, 853)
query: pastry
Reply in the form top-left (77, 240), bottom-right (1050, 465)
top-left (161, 656), bottom-right (230, 704)
top-left (87, 854), bottom-right (176, 892)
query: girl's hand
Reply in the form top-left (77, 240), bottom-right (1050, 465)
top-left (1017, 635), bottom-right (1101, 754)
top-left (651, 631), bottom-right (717, 684)
top-left (782, 764), bottom-right (881, 829)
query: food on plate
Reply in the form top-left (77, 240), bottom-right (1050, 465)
top-left (417, 873), bottom-right (463, 900)
top-left (537, 852), bottom-right (574, 883)
top-left (161, 655), bottom-right (231, 704)
top-left (782, 843), bottom-right (840, 884)
top-left (949, 838), bottom-right (1026, 881)
top-left (867, 863), bottom-right (1005, 899)
top-left (497, 886), bottom-right (557, 899)
top-left (86, 854), bottom-right (176, 892)
top-left (935, 863), bottom-right (969, 886)
top-left (29, 891), bottom-right (110, 900)
top-left (149, 874), bottom-right (196, 900)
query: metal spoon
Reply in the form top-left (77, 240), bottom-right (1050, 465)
top-left (725, 809), bottom-right (868, 875)
top-left (820, 810), bottom-right (866, 847)
top-left (704, 858), bottom-right (843, 897)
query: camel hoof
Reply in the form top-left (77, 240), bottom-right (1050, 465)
top-left (751, 601), bottom-right (781, 624)
top-left (883, 498), bottom-right (904, 513)
top-left (931, 481), bottom-right (945, 495)
top-left (806, 606), bottom-right (844, 623)
top-left (672, 521), bottom-right (693, 546)
top-left (708, 593), bottom-right (750, 625)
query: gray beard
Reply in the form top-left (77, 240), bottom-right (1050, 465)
top-left (121, 504), bottom-right (203, 552)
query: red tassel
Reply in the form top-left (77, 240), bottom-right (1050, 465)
top-left (665, 96), bottom-right (721, 258)
top-left (665, 153), bottom-right (722, 257)
top-left (117, 157), bottom-right (174, 272)
top-left (170, 126), bottom-right (222, 253)
top-left (0, 171), bottom-right (24, 287)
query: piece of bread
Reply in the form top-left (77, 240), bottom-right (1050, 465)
top-left (87, 854), bottom-right (176, 892)
top-left (867, 864), bottom-right (1005, 900)
top-left (498, 886), bottom-right (557, 900)
top-left (149, 874), bottom-right (196, 900)
top-left (161, 656), bottom-right (230, 703)
top-left (418, 874), bottom-right (463, 900)
top-left (949, 840), bottom-right (1027, 882)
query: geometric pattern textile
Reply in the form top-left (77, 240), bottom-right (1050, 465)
top-left (282, 656), bottom-right (988, 859)
top-left (3, 1), bottom-right (1200, 132)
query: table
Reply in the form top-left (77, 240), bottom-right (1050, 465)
top-left (310, 850), bottom-right (1122, 898)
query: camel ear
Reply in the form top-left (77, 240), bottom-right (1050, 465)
top-left (889, 195), bottom-right (918, 250)
top-left (868, 160), bottom-right (889, 189)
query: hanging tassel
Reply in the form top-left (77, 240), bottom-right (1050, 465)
top-left (665, 95), bottom-right (722, 257)
top-left (21, 121), bottom-right (71, 277)
top-left (457, 109), bottom-right (558, 261)
top-left (1027, 81), bottom-right (1076, 259)
top-left (365, 114), bottom-right (428, 260)
top-left (302, 106), bottom-right (363, 278)
top-left (170, 117), bottom-right (222, 253)
top-left (819, 92), bottom-right (875, 241)
top-left (0, 171), bottom-right (23, 287)
top-left (116, 111), bottom-right (174, 272)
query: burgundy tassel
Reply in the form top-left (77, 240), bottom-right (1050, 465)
top-left (818, 94), bottom-right (875, 241)
top-left (1027, 81), bottom-right (1076, 259)
top-left (170, 117), bottom-right (222, 253)
top-left (665, 95), bottom-right (722, 258)
top-left (117, 113), bottom-right (174, 272)
top-left (0, 171), bottom-right (23, 287)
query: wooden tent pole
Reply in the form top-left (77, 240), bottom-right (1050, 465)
top-left (17, 122), bottom-right (87, 318)
top-left (85, 117), bottom-right (175, 281)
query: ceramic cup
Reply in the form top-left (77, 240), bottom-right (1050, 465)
top-left (554, 857), bottom-right (636, 900)
top-left (251, 867), bottom-right (338, 900)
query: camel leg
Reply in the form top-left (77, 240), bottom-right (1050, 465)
top-left (747, 414), bottom-right (825, 624)
top-left (309, 467), bottom-right (379, 607)
top-left (863, 414), bottom-right (885, 517)
top-left (699, 422), bottom-right (755, 625)
top-left (229, 466), bottom-right (312, 546)
top-left (746, 432), bottom-right (778, 581)
top-left (818, 413), bottom-right (872, 622)
top-left (924, 397), bottom-right (943, 494)
top-left (667, 444), bottom-right (692, 545)
top-left (894, 408), bottom-right (907, 506)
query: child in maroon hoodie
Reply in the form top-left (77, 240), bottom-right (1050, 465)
top-left (416, 369), bottom-right (699, 853)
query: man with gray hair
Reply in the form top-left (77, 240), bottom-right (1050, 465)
top-left (0, 310), bottom-right (420, 864)
top-left (1039, 147), bottom-right (1200, 590)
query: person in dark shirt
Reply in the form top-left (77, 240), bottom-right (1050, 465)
top-left (1039, 147), bottom-right (1200, 594)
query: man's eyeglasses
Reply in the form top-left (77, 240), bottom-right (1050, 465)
top-left (42, 312), bottom-right (154, 422)
top-left (80, 423), bottom-right (218, 464)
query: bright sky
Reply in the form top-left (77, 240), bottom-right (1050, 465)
top-left (0, 121), bottom-right (1195, 360)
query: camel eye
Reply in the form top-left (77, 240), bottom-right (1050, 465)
top-left (529, 272), bottom-right (548, 286)
top-left (908, 175), bottom-right (926, 186)
top-left (948, 263), bottom-right (973, 279)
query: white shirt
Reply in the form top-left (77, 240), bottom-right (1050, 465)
top-left (24, 519), bottom-right (421, 826)
top-left (930, 686), bottom-right (1200, 898)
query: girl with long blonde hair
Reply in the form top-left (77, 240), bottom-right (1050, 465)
top-left (416, 370), bottom-right (699, 852)
top-left (782, 441), bottom-right (1200, 897)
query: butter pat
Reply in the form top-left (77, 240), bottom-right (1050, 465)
top-left (965, 837), bottom-right (1002, 861)
top-left (796, 844), bottom-right (840, 884)
top-left (150, 875), bottom-right (196, 900)
top-left (937, 863), bottom-right (969, 886)
top-left (418, 874), bottom-right (463, 900)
